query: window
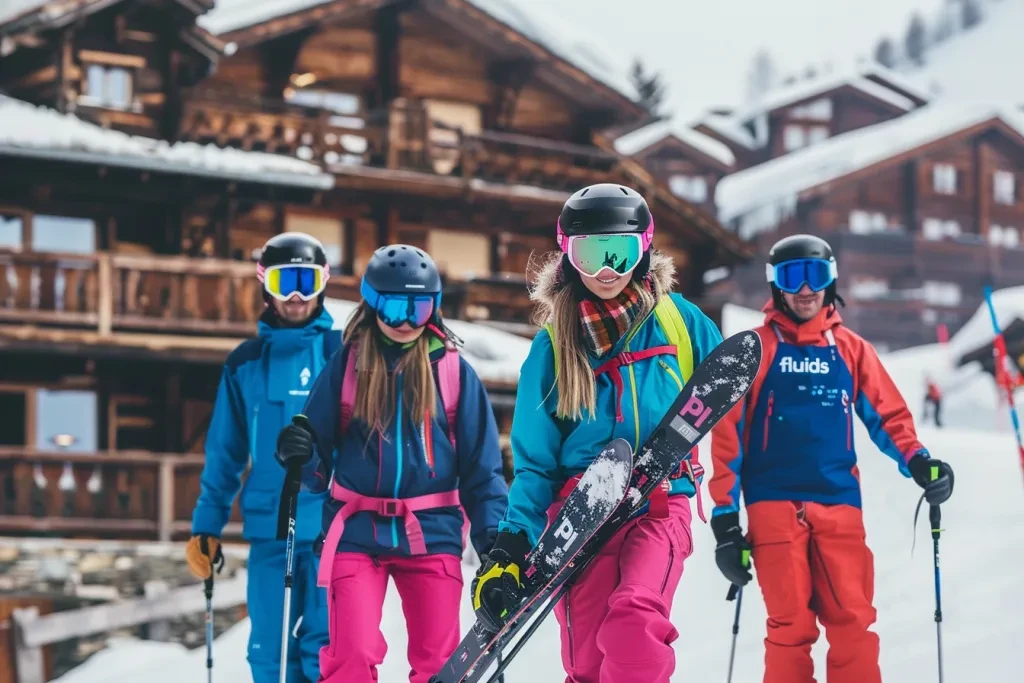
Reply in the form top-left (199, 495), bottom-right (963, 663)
top-left (31, 215), bottom-right (96, 254)
top-left (922, 281), bottom-right (961, 307)
top-left (83, 64), bottom-right (133, 109)
top-left (923, 218), bottom-right (960, 240)
top-left (285, 211), bottom-right (345, 269)
top-left (668, 175), bottom-right (708, 203)
top-left (808, 126), bottom-right (830, 144)
top-left (849, 277), bottom-right (890, 300)
top-left (0, 213), bottom-right (23, 250)
top-left (34, 390), bottom-right (98, 451)
top-left (850, 210), bottom-right (890, 234)
top-left (427, 229), bottom-right (490, 280)
top-left (994, 170), bottom-right (1016, 205)
top-left (783, 125), bottom-right (806, 152)
top-left (990, 224), bottom-right (1020, 248)
top-left (790, 98), bottom-right (833, 120)
top-left (932, 163), bottom-right (957, 194)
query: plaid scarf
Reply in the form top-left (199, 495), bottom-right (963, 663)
top-left (578, 283), bottom-right (648, 357)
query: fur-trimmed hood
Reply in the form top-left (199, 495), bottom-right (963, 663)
top-left (527, 249), bottom-right (678, 321)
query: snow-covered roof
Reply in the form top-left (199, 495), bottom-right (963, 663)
top-left (197, 0), bottom-right (329, 36)
top-left (716, 102), bottom-right (1024, 224)
top-left (728, 70), bottom-right (918, 129)
top-left (691, 112), bottom-right (757, 150)
top-left (0, 96), bottom-right (334, 189)
top-left (950, 286), bottom-right (1024, 360)
top-left (0, 0), bottom-right (48, 27)
top-left (199, 0), bottom-right (637, 104)
top-left (323, 298), bottom-right (531, 385)
top-left (901, 0), bottom-right (1024, 108)
top-left (612, 119), bottom-right (735, 168)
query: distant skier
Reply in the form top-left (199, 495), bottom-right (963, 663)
top-left (186, 233), bottom-right (336, 683)
top-left (709, 234), bottom-right (955, 683)
top-left (924, 375), bottom-right (943, 427)
top-left (273, 244), bottom-right (508, 683)
top-left (471, 184), bottom-right (724, 682)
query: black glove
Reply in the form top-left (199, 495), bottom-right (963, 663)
top-left (710, 512), bottom-right (752, 587)
top-left (909, 452), bottom-right (954, 505)
top-left (472, 530), bottom-right (532, 633)
top-left (275, 415), bottom-right (316, 468)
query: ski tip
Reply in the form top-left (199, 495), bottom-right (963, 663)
top-left (600, 438), bottom-right (634, 460)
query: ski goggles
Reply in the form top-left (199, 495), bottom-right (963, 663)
top-left (563, 232), bottom-right (644, 279)
top-left (360, 279), bottom-right (438, 329)
top-left (257, 263), bottom-right (329, 301)
top-left (766, 257), bottom-right (837, 294)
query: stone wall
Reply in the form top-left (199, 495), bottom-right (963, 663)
top-left (0, 539), bottom-right (250, 679)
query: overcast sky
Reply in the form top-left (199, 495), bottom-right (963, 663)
top-left (518, 0), bottom-right (946, 123)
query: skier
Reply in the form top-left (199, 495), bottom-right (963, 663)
top-left (273, 244), bottom-right (509, 683)
top-left (923, 375), bottom-right (943, 427)
top-left (186, 233), bottom-right (338, 683)
top-left (471, 184), bottom-right (725, 682)
top-left (708, 234), bottom-right (955, 683)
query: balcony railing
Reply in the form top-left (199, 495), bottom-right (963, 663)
top-left (181, 90), bottom-right (617, 192)
top-left (0, 448), bottom-right (241, 541)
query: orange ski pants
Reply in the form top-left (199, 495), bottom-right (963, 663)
top-left (747, 500), bottom-right (881, 683)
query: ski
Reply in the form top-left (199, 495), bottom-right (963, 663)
top-left (430, 330), bottom-right (763, 683)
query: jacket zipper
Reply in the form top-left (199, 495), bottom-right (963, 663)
top-left (393, 375), bottom-right (403, 548)
top-left (250, 404), bottom-right (259, 463)
top-left (658, 359), bottom-right (683, 391)
top-left (842, 389), bottom-right (851, 450)
top-left (625, 339), bottom-right (642, 452)
top-left (565, 594), bottom-right (576, 667)
top-left (762, 390), bottom-right (774, 450)
top-left (660, 546), bottom-right (676, 593)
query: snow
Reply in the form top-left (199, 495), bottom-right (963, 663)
top-left (692, 112), bottom-right (758, 150)
top-left (56, 329), bottom-right (1024, 681)
top-left (322, 298), bottom-right (532, 385)
top-left (613, 119), bottom-right (736, 168)
top-left (577, 450), bottom-right (630, 511)
top-left (901, 0), bottom-right (1024, 108)
top-left (0, 96), bottom-right (334, 188)
top-left (0, 0), bottom-right (46, 27)
top-left (715, 102), bottom-right (1024, 225)
top-left (948, 285), bottom-right (1024, 360)
top-left (197, 0), bottom-right (331, 36)
top-left (727, 69), bottom-right (918, 130)
top-left (199, 0), bottom-right (637, 104)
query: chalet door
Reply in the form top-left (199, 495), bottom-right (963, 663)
top-left (34, 389), bottom-right (99, 518)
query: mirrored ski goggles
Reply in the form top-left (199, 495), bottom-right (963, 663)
top-left (360, 280), bottom-right (437, 328)
top-left (767, 258), bottom-right (837, 294)
top-left (566, 233), bottom-right (644, 279)
top-left (258, 263), bottom-right (329, 301)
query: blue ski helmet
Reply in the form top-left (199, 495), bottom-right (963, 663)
top-left (360, 244), bottom-right (443, 326)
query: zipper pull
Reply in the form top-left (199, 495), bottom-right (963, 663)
top-left (841, 389), bottom-right (849, 413)
top-left (767, 390), bottom-right (774, 417)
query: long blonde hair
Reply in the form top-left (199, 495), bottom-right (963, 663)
top-left (342, 301), bottom-right (437, 436)
top-left (529, 254), bottom-right (656, 422)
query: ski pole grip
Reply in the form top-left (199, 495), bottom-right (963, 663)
top-left (204, 575), bottom-right (214, 599)
top-left (726, 584), bottom-right (739, 601)
top-left (929, 503), bottom-right (941, 530)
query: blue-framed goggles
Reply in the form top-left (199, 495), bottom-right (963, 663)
top-left (766, 257), bottom-right (837, 294)
top-left (360, 279), bottom-right (439, 329)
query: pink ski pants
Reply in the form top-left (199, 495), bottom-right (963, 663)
top-left (549, 495), bottom-right (693, 683)
top-left (317, 552), bottom-right (463, 683)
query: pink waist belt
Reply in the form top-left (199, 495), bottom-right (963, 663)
top-left (316, 481), bottom-right (462, 587)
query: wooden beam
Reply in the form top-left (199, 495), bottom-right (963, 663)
top-left (371, 2), bottom-right (403, 109)
top-left (261, 26), bottom-right (317, 100)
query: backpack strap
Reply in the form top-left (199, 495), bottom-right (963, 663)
top-left (339, 341), bottom-right (359, 435)
top-left (653, 297), bottom-right (694, 381)
top-left (436, 342), bottom-right (460, 450)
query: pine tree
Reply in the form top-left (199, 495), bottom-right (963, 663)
top-left (961, 0), bottom-right (983, 29)
top-left (904, 13), bottom-right (928, 66)
top-left (745, 49), bottom-right (778, 103)
top-left (874, 37), bottom-right (897, 68)
top-left (629, 58), bottom-right (667, 115)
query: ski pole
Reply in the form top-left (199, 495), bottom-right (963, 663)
top-left (930, 501), bottom-right (944, 683)
top-left (277, 461), bottom-right (302, 683)
top-left (983, 286), bottom-right (1024, 484)
top-left (204, 575), bottom-right (214, 683)
top-left (725, 584), bottom-right (744, 683)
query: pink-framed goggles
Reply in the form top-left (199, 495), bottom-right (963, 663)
top-left (556, 217), bottom-right (655, 279)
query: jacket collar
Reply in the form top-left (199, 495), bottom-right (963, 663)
top-left (761, 300), bottom-right (843, 346)
top-left (258, 307), bottom-right (335, 349)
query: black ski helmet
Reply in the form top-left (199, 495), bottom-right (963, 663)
top-left (557, 183), bottom-right (654, 242)
top-left (361, 244), bottom-right (443, 311)
top-left (257, 232), bottom-right (330, 314)
top-left (766, 234), bottom-right (842, 310)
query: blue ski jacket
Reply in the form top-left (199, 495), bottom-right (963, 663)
top-left (498, 254), bottom-right (724, 546)
top-left (191, 308), bottom-right (337, 543)
top-left (299, 331), bottom-right (509, 558)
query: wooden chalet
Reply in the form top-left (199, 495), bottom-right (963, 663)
top-left (0, 0), bottom-right (750, 541)
top-left (708, 104), bottom-right (1024, 350)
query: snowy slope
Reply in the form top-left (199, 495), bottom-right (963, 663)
top-left (901, 0), bottom-right (1024, 108)
top-left (55, 328), bottom-right (1024, 682)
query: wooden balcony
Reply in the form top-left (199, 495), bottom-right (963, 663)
top-left (180, 90), bottom-right (617, 193)
top-left (0, 448), bottom-right (241, 542)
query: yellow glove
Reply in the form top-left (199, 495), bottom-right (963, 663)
top-left (472, 531), bottom-right (532, 632)
top-left (185, 534), bottom-right (224, 580)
